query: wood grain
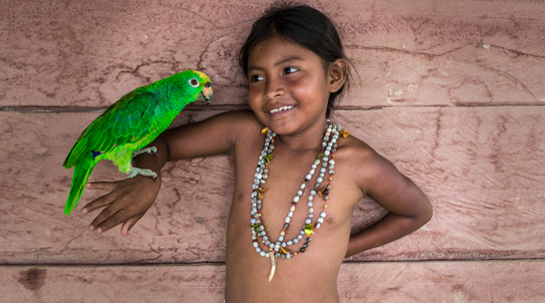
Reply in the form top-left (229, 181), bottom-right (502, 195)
top-left (2, 260), bottom-right (544, 303)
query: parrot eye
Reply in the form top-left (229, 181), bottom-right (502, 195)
top-left (189, 78), bottom-right (200, 87)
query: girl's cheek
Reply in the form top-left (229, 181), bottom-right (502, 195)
top-left (247, 90), bottom-right (262, 111)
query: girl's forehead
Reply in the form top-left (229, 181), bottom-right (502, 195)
top-left (247, 36), bottom-right (321, 66)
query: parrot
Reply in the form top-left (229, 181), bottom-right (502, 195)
top-left (62, 70), bottom-right (213, 216)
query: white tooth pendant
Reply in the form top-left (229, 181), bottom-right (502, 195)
top-left (269, 252), bottom-right (277, 281)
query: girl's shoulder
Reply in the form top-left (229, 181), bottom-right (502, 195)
top-left (211, 109), bottom-right (264, 143)
top-left (336, 134), bottom-right (377, 161)
top-left (216, 110), bottom-right (263, 132)
top-left (335, 134), bottom-right (398, 196)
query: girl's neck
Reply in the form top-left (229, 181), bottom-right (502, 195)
top-left (274, 119), bottom-right (329, 153)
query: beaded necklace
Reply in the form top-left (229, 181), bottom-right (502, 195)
top-left (250, 121), bottom-right (349, 281)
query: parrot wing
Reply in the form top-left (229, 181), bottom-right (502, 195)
top-left (63, 89), bottom-right (159, 169)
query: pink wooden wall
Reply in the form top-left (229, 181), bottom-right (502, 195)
top-left (1, 0), bottom-right (544, 302)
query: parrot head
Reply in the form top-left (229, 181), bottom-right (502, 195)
top-left (187, 70), bottom-right (213, 105)
top-left (163, 70), bottom-right (213, 107)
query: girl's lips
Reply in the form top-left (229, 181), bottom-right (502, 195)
top-left (267, 105), bottom-right (295, 114)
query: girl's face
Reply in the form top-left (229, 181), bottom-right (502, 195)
top-left (246, 36), bottom-right (333, 136)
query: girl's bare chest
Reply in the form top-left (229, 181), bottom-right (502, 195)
top-left (248, 151), bottom-right (340, 241)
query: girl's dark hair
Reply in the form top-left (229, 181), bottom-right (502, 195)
top-left (239, 2), bottom-right (352, 118)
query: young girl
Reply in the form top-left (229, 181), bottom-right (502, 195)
top-left (81, 4), bottom-right (432, 302)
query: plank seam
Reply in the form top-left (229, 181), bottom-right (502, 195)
top-left (2, 258), bottom-right (545, 268)
top-left (1, 103), bottom-right (544, 114)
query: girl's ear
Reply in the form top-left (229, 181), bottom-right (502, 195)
top-left (328, 59), bottom-right (348, 93)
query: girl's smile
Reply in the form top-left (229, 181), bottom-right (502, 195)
top-left (267, 105), bottom-right (295, 115)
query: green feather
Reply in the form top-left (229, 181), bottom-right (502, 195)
top-left (64, 156), bottom-right (99, 216)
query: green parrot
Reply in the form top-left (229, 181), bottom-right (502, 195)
top-left (62, 70), bottom-right (213, 216)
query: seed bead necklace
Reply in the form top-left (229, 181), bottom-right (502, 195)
top-left (250, 121), bottom-right (349, 281)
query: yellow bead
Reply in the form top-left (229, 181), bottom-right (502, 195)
top-left (304, 224), bottom-right (314, 235)
top-left (261, 127), bottom-right (269, 137)
top-left (280, 246), bottom-right (291, 254)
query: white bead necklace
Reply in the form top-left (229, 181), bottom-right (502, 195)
top-left (250, 121), bottom-right (348, 281)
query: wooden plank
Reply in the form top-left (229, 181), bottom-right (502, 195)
top-left (343, 106), bottom-right (545, 260)
top-left (1, 264), bottom-right (226, 303)
top-left (338, 260), bottom-right (545, 303)
top-left (1, 106), bottom-right (544, 264)
top-left (2, 260), bottom-right (545, 302)
top-left (345, 43), bottom-right (545, 108)
top-left (1, 0), bottom-right (543, 107)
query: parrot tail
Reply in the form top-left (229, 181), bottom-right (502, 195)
top-left (64, 161), bottom-right (96, 216)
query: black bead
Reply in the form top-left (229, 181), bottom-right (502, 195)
top-left (300, 247), bottom-right (306, 252)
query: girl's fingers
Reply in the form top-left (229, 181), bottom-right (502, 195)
top-left (89, 205), bottom-right (124, 232)
top-left (81, 177), bottom-right (158, 234)
top-left (86, 180), bottom-right (118, 191)
top-left (81, 192), bottom-right (117, 214)
top-left (121, 216), bottom-right (141, 236)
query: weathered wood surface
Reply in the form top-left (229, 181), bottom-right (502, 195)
top-left (1, 0), bottom-right (544, 108)
top-left (1, 105), bottom-right (543, 264)
top-left (3, 260), bottom-right (545, 303)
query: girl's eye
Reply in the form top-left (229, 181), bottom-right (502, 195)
top-left (283, 67), bottom-right (298, 74)
top-left (250, 75), bottom-right (264, 82)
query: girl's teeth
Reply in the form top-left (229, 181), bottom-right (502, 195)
top-left (270, 106), bottom-right (293, 114)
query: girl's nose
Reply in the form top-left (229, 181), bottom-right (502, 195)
top-left (264, 78), bottom-right (284, 100)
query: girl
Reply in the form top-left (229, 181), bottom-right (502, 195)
top-left (82, 3), bottom-right (432, 302)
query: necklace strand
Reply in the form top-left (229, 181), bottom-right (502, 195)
top-left (250, 121), bottom-right (347, 280)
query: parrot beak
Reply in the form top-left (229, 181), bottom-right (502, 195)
top-left (198, 83), bottom-right (213, 105)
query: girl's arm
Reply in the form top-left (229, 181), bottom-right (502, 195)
top-left (81, 111), bottom-right (255, 235)
top-left (345, 146), bottom-right (432, 257)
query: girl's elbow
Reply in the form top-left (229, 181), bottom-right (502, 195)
top-left (420, 198), bottom-right (433, 225)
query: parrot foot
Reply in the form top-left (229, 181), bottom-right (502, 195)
top-left (132, 146), bottom-right (158, 158)
top-left (126, 166), bottom-right (158, 181)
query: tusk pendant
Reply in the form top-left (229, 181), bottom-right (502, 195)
top-left (268, 252), bottom-right (277, 281)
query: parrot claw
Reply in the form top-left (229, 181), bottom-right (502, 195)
top-left (132, 146), bottom-right (158, 158)
top-left (126, 166), bottom-right (158, 180)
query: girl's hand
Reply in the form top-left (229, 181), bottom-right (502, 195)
top-left (81, 175), bottom-right (161, 235)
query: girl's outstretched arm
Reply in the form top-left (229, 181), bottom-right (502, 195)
top-left (81, 111), bottom-right (254, 235)
top-left (345, 145), bottom-right (432, 257)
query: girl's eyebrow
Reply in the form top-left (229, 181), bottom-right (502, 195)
top-left (274, 56), bottom-right (302, 66)
top-left (247, 56), bottom-right (302, 72)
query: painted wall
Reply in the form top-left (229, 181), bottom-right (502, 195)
top-left (1, 0), bottom-right (544, 302)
